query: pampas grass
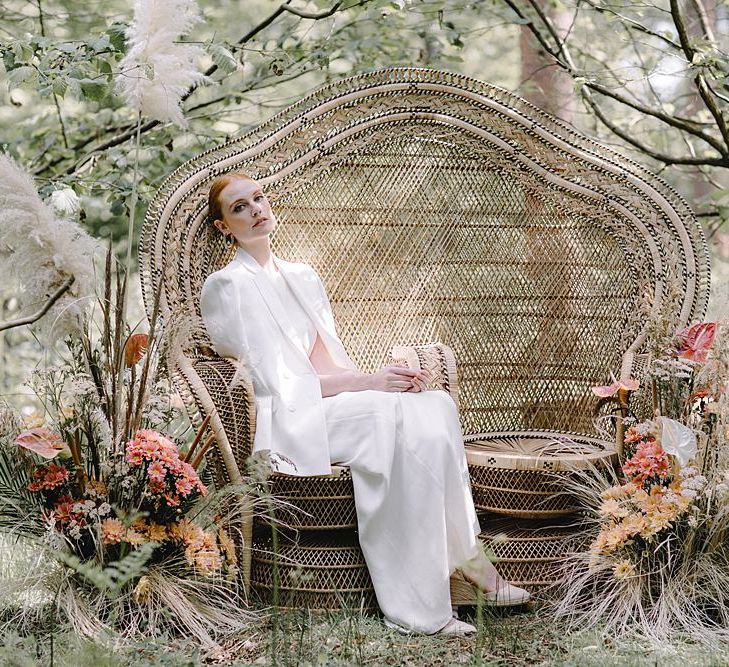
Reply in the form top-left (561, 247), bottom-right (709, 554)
top-left (0, 154), bottom-right (101, 343)
top-left (550, 461), bottom-right (729, 646)
top-left (115, 0), bottom-right (208, 128)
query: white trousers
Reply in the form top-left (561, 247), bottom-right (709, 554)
top-left (322, 389), bottom-right (482, 633)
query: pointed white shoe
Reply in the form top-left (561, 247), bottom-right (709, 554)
top-left (435, 617), bottom-right (477, 636)
top-left (384, 616), bottom-right (477, 636)
top-left (483, 582), bottom-right (531, 607)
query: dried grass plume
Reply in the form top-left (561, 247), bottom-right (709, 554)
top-left (0, 153), bottom-right (101, 342)
top-left (116, 0), bottom-right (208, 127)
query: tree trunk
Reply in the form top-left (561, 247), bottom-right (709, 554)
top-left (518, 1), bottom-right (576, 124)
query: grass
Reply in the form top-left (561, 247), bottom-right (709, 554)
top-left (2, 602), bottom-right (729, 666)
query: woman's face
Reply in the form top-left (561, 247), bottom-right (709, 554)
top-left (213, 178), bottom-right (277, 246)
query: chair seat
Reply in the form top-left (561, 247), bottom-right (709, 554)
top-left (465, 431), bottom-right (617, 519)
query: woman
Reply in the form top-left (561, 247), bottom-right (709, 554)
top-left (200, 172), bottom-right (530, 636)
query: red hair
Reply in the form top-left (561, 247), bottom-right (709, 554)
top-left (207, 171), bottom-right (255, 225)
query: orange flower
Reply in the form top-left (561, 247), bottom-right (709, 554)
top-left (147, 523), bottom-right (168, 542)
top-left (124, 333), bottom-right (149, 367)
top-left (613, 559), bottom-right (635, 579)
top-left (101, 518), bottom-right (126, 544)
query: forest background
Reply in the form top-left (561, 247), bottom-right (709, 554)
top-left (1, 0), bottom-right (728, 408)
top-left (1, 2), bottom-right (729, 664)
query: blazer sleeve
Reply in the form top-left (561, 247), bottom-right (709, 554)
top-left (200, 273), bottom-right (249, 361)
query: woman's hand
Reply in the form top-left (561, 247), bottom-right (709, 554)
top-left (367, 365), bottom-right (430, 392)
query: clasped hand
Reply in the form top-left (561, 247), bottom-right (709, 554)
top-left (368, 365), bottom-right (430, 393)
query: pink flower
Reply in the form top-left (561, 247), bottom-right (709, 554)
top-left (138, 439), bottom-right (160, 459)
top-left (676, 322), bottom-right (716, 362)
top-left (27, 463), bottom-right (70, 492)
top-left (125, 447), bottom-right (143, 466)
top-left (175, 477), bottom-right (193, 496)
top-left (147, 461), bottom-right (167, 483)
top-left (623, 439), bottom-right (670, 482)
top-left (149, 478), bottom-right (166, 494)
top-left (592, 372), bottom-right (639, 398)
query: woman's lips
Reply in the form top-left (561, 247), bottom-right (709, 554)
top-left (252, 217), bottom-right (268, 228)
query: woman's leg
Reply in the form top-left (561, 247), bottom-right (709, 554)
top-left (324, 389), bottom-right (481, 634)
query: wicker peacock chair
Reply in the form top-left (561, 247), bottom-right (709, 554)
top-left (139, 67), bottom-right (710, 606)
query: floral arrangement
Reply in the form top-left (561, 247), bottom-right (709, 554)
top-left (0, 248), bottom-right (251, 651)
top-left (590, 420), bottom-right (703, 579)
top-left (15, 425), bottom-right (236, 581)
top-left (553, 318), bottom-right (729, 644)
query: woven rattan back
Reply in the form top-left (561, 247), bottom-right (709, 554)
top-left (140, 67), bottom-right (709, 441)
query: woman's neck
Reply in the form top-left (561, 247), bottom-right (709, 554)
top-left (238, 240), bottom-right (275, 272)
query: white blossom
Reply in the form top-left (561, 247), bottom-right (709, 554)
top-left (116, 0), bottom-right (208, 127)
top-left (0, 154), bottom-right (102, 343)
top-left (90, 407), bottom-right (113, 451)
top-left (49, 187), bottom-right (81, 218)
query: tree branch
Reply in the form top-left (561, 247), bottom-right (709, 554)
top-left (669, 0), bottom-right (729, 152)
top-left (34, 0), bottom-right (375, 178)
top-left (581, 0), bottom-right (681, 51)
top-left (582, 88), bottom-right (728, 167)
top-left (0, 276), bottom-right (75, 333)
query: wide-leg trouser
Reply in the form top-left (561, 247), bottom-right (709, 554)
top-left (322, 389), bottom-right (482, 633)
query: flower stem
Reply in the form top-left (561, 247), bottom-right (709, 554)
top-left (114, 110), bottom-right (143, 448)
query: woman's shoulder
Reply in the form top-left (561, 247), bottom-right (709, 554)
top-left (201, 259), bottom-right (249, 291)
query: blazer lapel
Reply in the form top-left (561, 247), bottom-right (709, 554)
top-left (234, 248), bottom-right (305, 357)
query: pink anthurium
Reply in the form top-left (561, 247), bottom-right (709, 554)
top-left (16, 428), bottom-right (70, 460)
top-left (592, 372), bottom-right (640, 398)
top-left (676, 322), bottom-right (716, 362)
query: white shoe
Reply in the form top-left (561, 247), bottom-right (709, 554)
top-left (435, 617), bottom-right (477, 636)
top-left (384, 616), bottom-right (477, 636)
top-left (483, 582), bottom-right (531, 607)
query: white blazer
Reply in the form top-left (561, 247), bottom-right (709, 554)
top-left (200, 247), bottom-right (358, 477)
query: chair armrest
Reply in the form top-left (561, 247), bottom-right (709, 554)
top-left (168, 348), bottom-right (256, 485)
top-left (390, 342), bottom-right (459, 408)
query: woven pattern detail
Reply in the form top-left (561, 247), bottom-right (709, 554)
top-left (465, 431), bottom-right (617, 471)
top-left (481, 516), bottom-right (590, 589)
top-left (391, 342), bottom-right (459, 407)
top-left (250, 532), bottom-right (376, 610)
top-left (470, 466), bottom-right (578, 518)
top-left (258, 469), bottom-right (357, 530)
top-left (466, 432), bottom-right (615, 518)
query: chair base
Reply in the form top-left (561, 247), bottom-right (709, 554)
top-left (250, 529), bottom-right (377, 611)
top-left (450, 514), bottom-right (591, 604)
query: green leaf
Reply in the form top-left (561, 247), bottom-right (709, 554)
top-left (80, 79), bottom-right (108, 102)
top-left (7, 66), bottom-right (38, 88)
top-left (52, 76), bottom-right (68, 98)
top-left (207, 43), bottom-right (238, 74)
top-left (55, 541), bottom-right (158, 596)
top-left (106, 24), bottom-right (127, 53)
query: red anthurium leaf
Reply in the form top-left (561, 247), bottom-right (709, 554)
top-left (16, 428), bottom-right (67, 459)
